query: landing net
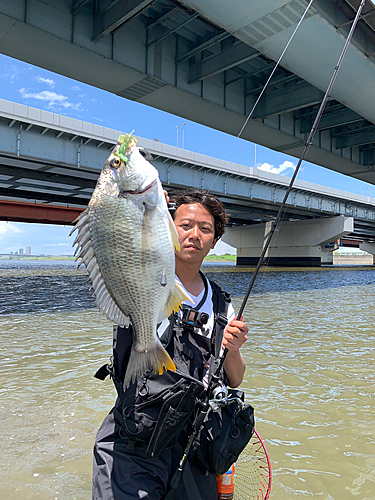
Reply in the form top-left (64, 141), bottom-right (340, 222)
top-left (234, 429), bottom-right (272, 500)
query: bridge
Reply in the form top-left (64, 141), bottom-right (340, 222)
top-left (1, 0), bottom-right (375, 188)
top-left (1, 98), bottom-right (375, 266)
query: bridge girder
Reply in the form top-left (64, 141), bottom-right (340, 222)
top-left (1, 0), bottom-right (375, 184)
top-left (0, 101), bottom-right (375, 241)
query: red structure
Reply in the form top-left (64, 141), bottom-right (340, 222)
top-left (339, 238), bottom-right (363, 248)
top-left (0, 200), bottom-right (85, 225)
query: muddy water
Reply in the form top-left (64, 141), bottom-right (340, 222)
top-left (1, 261), bottom-right (375, 499)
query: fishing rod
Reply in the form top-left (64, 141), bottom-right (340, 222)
top-left (218, 0), bottom-right (367, 371)
top-left (172, 0), bottom-right (366, 489)
top-left (171, 1), bottom-right (367, 497)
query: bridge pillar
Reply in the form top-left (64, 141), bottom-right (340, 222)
top-left (359, 243), bottom-right (375, 264)
top-left (321, 240), bottom-right (339, 266)
top-left (222, 216), bottom-right (354, 267)
top-left (321, 250), bottom-right (334, 265)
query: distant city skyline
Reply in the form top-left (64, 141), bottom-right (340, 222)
top-left (5, 245), bottom-right (32, 255)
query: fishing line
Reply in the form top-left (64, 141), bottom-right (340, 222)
top-left (216, 0), bottom-right (367, 373)
top-left (235, 0), bottom-right (367, 319)
top-left (206, 169), bottom-right (222, 192)
top-left (214, 8), bottom-right (367, 497)
top-left (237, 0), bottom-right (315, 139)
top-left (205, 0), bottom-right (314, 287)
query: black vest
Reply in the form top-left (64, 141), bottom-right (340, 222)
top-left (94, 276), bottom-right (231, 456)
top-left (95, 275), bottom-right (231, 393)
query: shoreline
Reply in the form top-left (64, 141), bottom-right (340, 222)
top-left (1, 254), bottom-right (373, 265)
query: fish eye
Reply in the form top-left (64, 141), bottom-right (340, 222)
top-left (110, 157), bottom-right (122, 169)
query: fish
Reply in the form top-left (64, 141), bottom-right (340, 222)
top-left (71, 132), bottom-right (191, 388)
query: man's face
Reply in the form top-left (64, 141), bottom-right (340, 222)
top-left (174, 203), bottom-right (217, 264)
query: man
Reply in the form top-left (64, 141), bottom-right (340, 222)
top-left (93, 189), bottom-right (248, 500)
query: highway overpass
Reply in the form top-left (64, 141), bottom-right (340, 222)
top-left (0, 0), bottom-right (375, 188)
top-left (1, 98), bottom-right (375, 265)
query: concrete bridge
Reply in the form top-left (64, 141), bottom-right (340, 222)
top-left (1, 0), bottom-right (375, 188)
top-left (1, 98), bottom-right (375, 266)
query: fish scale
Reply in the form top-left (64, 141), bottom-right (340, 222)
top-left (71, 133), bottom-right (191, 388)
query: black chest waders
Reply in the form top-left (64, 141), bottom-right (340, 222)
top-left (94, 276), bottom-right (254, 494)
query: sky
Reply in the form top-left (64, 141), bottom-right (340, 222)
top-left (0, 53), bottom-right (374, 256)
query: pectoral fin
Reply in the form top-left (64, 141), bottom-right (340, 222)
top-left (163, 280), bottom-right (193, 317)
top-left (168, 211), bottom-right (180, 251)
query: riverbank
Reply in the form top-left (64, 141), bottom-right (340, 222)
top-left (333, 254), bottom-right (374, 265)
top-left (0, 255), bottom-right (75, 261)
top-left (1, 254), bottom-right (373, 265)
top-left (205, 254), bottom-right (374, 265)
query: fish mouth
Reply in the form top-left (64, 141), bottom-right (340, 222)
top-left (120, 179), bottom-right (157, 196)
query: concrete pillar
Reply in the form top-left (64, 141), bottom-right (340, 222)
top-left (359, 243), bottom-right (375, 264)
top-left (321, 251), bottom-right (334, 265)
top-left (321, 240), bottom-right (339, 266)
top-left (222, 216), bottom-right (354, 267)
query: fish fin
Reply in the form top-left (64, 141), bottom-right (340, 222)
top-left (123, 340), bottom-right (176, 389)
top-left (163, 281), bottom-right (193, 318)
top-left (168, 211), bottom-right (180, 251)
top-left (70, 209), bottom-right (130, 328)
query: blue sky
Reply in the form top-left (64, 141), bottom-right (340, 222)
top-left (0, 53), bottom-right (373, 256)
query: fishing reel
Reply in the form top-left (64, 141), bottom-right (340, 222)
top-left (208, 378), bottom-right (245, 413)
top-left (210, 380), bottom-right (228, 404)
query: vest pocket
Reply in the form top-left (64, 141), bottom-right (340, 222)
top-left (146, 382), bottom-right (199, 458)
top-left (117, 372), bottom-right (204, 456)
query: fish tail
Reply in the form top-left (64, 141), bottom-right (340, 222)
top-left (123, 340), bottom-right (176, 389)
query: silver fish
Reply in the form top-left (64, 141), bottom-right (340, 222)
top-left (71, 133), bottom-right (190, 387)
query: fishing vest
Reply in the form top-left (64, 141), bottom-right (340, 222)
top-left (95, 275), bottom-right (231, 457)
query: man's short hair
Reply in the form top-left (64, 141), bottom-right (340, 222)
top-left (170, 189), bottom-right (229, 239)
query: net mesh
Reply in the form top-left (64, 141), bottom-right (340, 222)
top-left (234, 430), bottom-right (271, 500)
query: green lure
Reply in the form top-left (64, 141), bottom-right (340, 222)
top-left (114, 130), bottom-right (137, 163)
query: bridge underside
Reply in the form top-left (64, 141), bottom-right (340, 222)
top-left (0, 0), bottom-right (375, 185)
top-left (0, 200), bottom-right (83, 225)
top-left (0, 104), bottom-right (374, 248)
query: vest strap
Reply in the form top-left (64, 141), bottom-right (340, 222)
top-left (94, 363), bottom-right (110, 381)
top-left (211, 313), bottom-right (228, 359)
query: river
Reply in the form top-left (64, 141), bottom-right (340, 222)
top-left (1, 260), bottom-right (375, 499)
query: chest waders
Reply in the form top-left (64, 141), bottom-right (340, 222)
top-left (94, 275), bottom-right (231, 460)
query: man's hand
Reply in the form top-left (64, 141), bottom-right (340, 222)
top-left (222, 315), bottom-right (247, 388)
top-left (223, 315), bottom-right (248, 354)
top-left (163, 190), bottom-right (170, 205)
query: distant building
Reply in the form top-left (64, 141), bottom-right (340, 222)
top-left (26, 246), bottom-right (31, 255)
top-left (19, 248), bottom-right (24, 254)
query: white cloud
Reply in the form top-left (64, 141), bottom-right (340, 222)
top-left (0, 221), bottom-right (23, 237)
top-left (258, 160), bottom-right (296, 176)
top-left (43, 242), bottom-right (71, 247)
top-left (35, 76), bottom-right (55, 87)
top-left (19, 87), bottom-right (82, 111)
top-left (71, 85), bottom-right (81, 91)
top-left (1, 64), bottom-right (22, 84)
